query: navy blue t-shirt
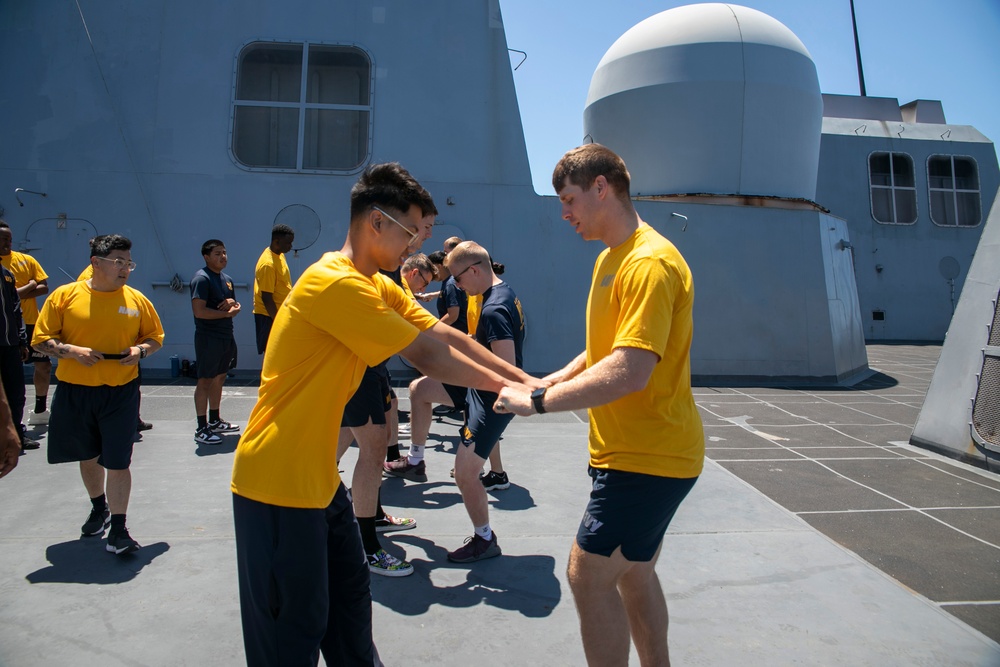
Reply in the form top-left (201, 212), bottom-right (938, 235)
top-left (191, 267), bottom-right (236, 338)
top-left (465, 280), bottom-right (525, 440)
top-left (437, 276), bottom-right (468, 334)
top-left (474, 281), bottom-right (524, 369)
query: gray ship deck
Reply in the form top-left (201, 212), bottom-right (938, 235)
top-left (1, 344), bottom-right (998, 666)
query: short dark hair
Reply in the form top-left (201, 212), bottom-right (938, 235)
top-left (271, 224), bottom-right (294, 241)
top-left (91, 234), bottom-right (131, 258)
top-left (552, 143), bottom-right (631, 203)
top-left (201, 239), bottom-right (225, 257)
top-left (427, 250), bottom-right (447, 266)
top-left (0, 222), bottom-right (10, 231)
top-left (402, 253), bottom-right (434, 276)
top-left (349, 162), bottom-right (436, 222)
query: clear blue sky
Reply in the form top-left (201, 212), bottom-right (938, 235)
top-left (500, 0), bottom-right (1000, 195)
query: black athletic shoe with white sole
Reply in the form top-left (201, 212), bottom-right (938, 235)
top-left (106, 528), bottom-right (140, 555)
top-left (81, 507), bottom-right (111, 536)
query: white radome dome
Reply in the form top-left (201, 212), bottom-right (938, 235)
top-left (584, 3), bottom-right (822, 199)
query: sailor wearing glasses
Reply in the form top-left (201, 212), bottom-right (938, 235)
top-left (32, 234), bottom-right (164, 557)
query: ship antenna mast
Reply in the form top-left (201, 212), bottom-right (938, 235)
top-left (850, 0), bottom-right (867, 96)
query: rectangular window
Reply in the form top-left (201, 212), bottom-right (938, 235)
top-left (928, 156), bottom-right (981, 227)
top-left (232, 42), bottom-right (372, 173)
top-left (869, 152), bottom-right (917, 224)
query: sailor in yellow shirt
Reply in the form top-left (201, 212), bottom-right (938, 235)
top-left (231, 163), bottom-right (540, 666)
top-left (252, 223), bottom-right (294, 354)
top-left (32, 234), bottom-right (164, 557)
top-left (78, 249), bottom-right (153, 432)
top-left (0, 222), bottom-right (52, 425)
top-left (496, 144), bottom-right (705, 667)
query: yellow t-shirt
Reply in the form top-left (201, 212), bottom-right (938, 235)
top-left (31, 281), bottom-right (165, 387)
top-left (466, 294), bottom-right (482, 336)
top-left (586, 223), bottom-right (704, 479)
top-left (1, 251), bottom-right (48, 325)
top-left (77, 265), bottom-right (93, 282)
top-left (232, 252), bottom-right (439, 508)
top-left (252, 247), bottom-right (292, 316)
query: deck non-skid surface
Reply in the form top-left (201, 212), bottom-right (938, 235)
top-left (0, 344), bottom-right (997, 665)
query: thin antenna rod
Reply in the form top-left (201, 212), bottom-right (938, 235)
top-left (850, 0), bottom-right (867, 96)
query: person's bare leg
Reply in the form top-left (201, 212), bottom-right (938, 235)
top-left (387, 397), bottom-right (399, 448)
top-left (487, 444), bottom-right (504, 474)
top-left (567, 542), bottom-right (633, 667)
top-left (33, 360), bottom-right (51, 411)
top-left (80, 457), bottom-right (105, 499)
top-left (618, 543), bottom-right (670, 667)
top-left (105, 469), bottom-right (132, 515)
top-left (349, 421), bottom-right (388, 519)
top-left (208, 373), bottom-right (227, 411)
top-left (194, 377), bottom-right (213, 418)
top-left (454, 443), bottom-right (490, 527)
top-left (336, 426), bottom-right (355, 462)
top-left (406, 377), bottom-right (453, 461)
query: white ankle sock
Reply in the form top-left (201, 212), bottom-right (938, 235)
top-left (407, 444), bottom-right (424, 465)
top-left (475, 523), bottom-right (492, 541)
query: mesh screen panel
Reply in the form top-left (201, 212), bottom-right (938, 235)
top-left (973, 356), bottom-right (1000, 447)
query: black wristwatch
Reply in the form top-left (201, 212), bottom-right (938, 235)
top-left (530, 387), bottom-right (547, 414)
top-left (138, 346), bottom-right (147, 359)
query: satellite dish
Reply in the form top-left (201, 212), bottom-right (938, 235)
top-left (938, 256), bottom-right (960, 280)
top-left (274, 204), bottom-right (321, 257)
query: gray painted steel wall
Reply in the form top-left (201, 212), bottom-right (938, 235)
top-left (0, 0), bottom-right (991, 381)
top-left (911, 186), bottom-right (1000, 468)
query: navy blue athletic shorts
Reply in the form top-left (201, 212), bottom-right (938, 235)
top-left (341, 367), bottom-right (391, 428)
top-left (47, 378), bottom-right (140, 470)
top-left (253, 313), bottom-right (272, 355)
top-left (461, 388), bottom-right (513, 459)
top-left (576, 466), bottom-right (698, 562)
top-left (195, 334), bottom-right (238, 378)
top-left (442, 383), bottom-right (467, 412)
top-left (24, 325), bottom-right (48, 363)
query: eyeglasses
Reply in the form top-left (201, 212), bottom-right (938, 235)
top-left (452, 260), bottom-right (482, 284)
top-left (414, 271), bottom-right (432, 291)
top-left (94, 256), bottom-right (137, 271)
top-left (373, 206), bottom-right (420, 248)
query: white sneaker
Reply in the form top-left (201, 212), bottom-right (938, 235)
top-left (397, 422), bottom-right (411, 440)
top-left (28, 409), bottom-right (49, 425)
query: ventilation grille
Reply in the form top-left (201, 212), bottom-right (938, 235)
top-left (991, 293), bottom-right (1000, 346)
top-left (972, 289), bottom-right (1000, 449)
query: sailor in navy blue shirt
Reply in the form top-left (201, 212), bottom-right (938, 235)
top-left (443, 241), bottom-right (525, 563)
top-left (190, 239), bottom-right (242, 445)
top-left (0, 265), bottom-right (32, 451)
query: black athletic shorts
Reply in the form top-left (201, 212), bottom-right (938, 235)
top-left (24, 324), bottom-right (48, 363)
top-left (254, 313), bottom-right (273, 355)
top-left (341, 367), bottom-right (391, 428)
top-left (576, 467), bottom-right (698, 562)
top-left (461, 388), bottom-right (513, 459)
top-left (47, 378), bottom-right (140, 470)
top-left (442, 383), bottom-right (467, 412)
top-left (195, 334), bottom-right (238, 378)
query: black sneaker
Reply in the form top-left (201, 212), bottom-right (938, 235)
top-left (81, 506), bottom-right (111, 536)
top-left (21, 436), bottom-right (41, 451)
top-left (106, 528), bottom-right (140, 555)
top-left (136, 419), bottom-right (153, 432)
top-left (481, 471), bottom-right (510, 491)
top-left (447, 533), bottom-right (501, 563)
top-left (382, 458), bottom-right (427, 482)
top-left (194, 425), bottom-right (222, 445)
